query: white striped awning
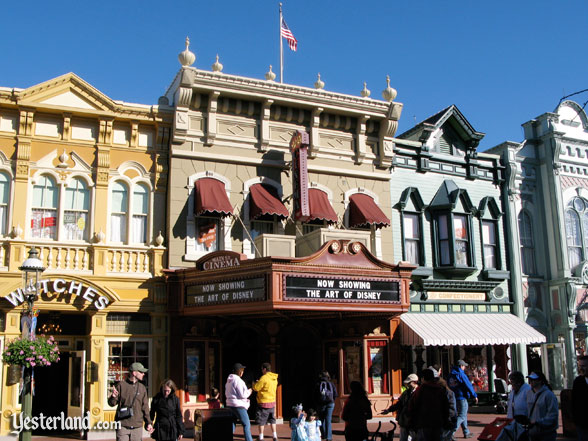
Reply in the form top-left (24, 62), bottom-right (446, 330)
top-left (399, 313), bottom-right (546, 346)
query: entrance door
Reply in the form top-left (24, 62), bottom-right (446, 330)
top-left (67, 350), bottom-right (86, 421)
top-left (541, 343), bottom-right (567, 390)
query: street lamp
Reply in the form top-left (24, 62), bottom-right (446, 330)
top-left (18, 247), bottom-right (45, 441)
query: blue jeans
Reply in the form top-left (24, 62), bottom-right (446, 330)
top-left (454, 398), bottom-right (470, 436)
top-left (320, 402), bottom-right (335, 440)
top-left (228, 406), bottom-right (253, 441)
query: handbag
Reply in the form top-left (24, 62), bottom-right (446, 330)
top-left (116, 383), bottom-right (138, 420)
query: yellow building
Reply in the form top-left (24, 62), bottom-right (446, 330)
top-left (0, 74), bottom-right (172, 438)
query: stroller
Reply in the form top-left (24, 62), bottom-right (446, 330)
top-left (493, 378), bottom-right (509, 414)
top-left (370, 420), bottom-right (397, 441)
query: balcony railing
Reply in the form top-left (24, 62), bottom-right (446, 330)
top-left (0, 239), bottom-right (165, 277)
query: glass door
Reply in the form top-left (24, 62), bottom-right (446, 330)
top-left (67, 351), bottom-right (86, 423)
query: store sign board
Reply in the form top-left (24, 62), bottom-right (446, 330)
top-left (427, 291), bottom-right (486, 301)
top-left (3, 278), bottom-right (111, 310)
top-left (290, 130), bottom-right (310, 222)
top-left (196, 251), bottom-right (245, 271)
top-left (186, 277), bottom-right (266, 306)
top-left (285, 276), bottom-right (400, 303)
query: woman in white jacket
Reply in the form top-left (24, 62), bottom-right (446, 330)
top-left (225, 363), bottom-right (253, 441)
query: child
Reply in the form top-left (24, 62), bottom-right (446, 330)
top-left (207, 387), bottom-right (222, 409)
top-left (305, 408), bottom-right (322, 441)
top-left (290, 404), bottom-right (309, 441)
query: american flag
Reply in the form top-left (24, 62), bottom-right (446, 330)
top-left (281, 17), bottom-right (297, 51)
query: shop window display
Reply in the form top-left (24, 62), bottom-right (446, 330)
top-left (107, 340), bottom-right (150, 393)
top-left (462, 347), bottom-right (489, 392)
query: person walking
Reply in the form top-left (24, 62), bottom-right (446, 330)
top-left (526, 371), bottom-right (558, 441)
top-left (448, 360), bottom-right (477, 439)
top-left (108, 362), bottom-right (153, 441)
top-left (407, 368), bottom-right (449, 441)
top-left (341, 381), bottom-right (372, 441)
top-left (506, 371), bottom-right (531, 420)
top-left (437, 376), bottom-right (457, 441)
top-left (381, 373), bottom-right (418, 441)
top-left (316, 371), bottom-right (338, 441)
top-left (252, 362), bottom-right (279, 441)
top-left (225, 363), bottom-right (254, 441)
top-left (572, 355), bottom-right (588, 441)
top-left (149, 379), bottom-right (185, 441)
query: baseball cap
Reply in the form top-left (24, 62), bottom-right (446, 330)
top-left (526, 372), bottom-right (540, 380)
top-left (233, 363), bottom-right (246, 372)
top-left (129, 362), bottom-right (148, 373)
top-left (457, 360), bottom-right (468, 367)
top-left (403, 373), bottom-right (419, 383)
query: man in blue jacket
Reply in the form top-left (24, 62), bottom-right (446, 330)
top-left (448, 360), bottom-right (478, 439)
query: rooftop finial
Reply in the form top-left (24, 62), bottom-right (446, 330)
top-left (178, 36), bottom-right (196, 67)
top-left (212, 54), bottom-right (223, 72)
top-left (360, 82), bottom-right (371, 98)
top-left (265, 65), bottom-right (276, 82)
top-left (382, 75), bottom-right (397, 102)
top-left (314, 73), bottom-right (325, 90)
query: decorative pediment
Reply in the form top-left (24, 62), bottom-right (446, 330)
top-left (429, 180), bottom-right (475, 213)
top-left (14, 73), bottom-right (118, 113)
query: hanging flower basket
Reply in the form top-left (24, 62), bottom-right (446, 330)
top-left (2, 335), bottom-right (60, 368)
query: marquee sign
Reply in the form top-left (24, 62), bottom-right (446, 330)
top-left (3, 278), bottom-right (111, 310)
top-left (284, 276), bottom-right (400, 303)
top-left (290, 130), bottom-right (310, 222)
top-left (186, 277), bottom-right (266, 306)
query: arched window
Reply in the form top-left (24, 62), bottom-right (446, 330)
top-left (0, 172), bottom-right (10, 236)
top-left (518, 210), bottom-right (536, 275)
top-left (32, 175), bottom-right (58, 239)
top-left (131, 183), bottom-right (149, 244)
top-left (64, 178), bottom-right (89, 240)
top-left (565, 196), bottom-right (588, 270)
top-left (110, 181), bottom-right (128, 243)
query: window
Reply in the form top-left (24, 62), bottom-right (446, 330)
top-left (64, 178), bottom-right (89, 240)
top-left (398, 188), bottom-right (425, 266)
top-left (195, 216), bottom-right (221, 252)
top-left (110, 181), bottom-right (128, 243)
top-left (131, 184), bottom-right (148, 244)
top-left (430, 181), bottom-right (475, 271)
top-left (250, 219), bottom-right (274, 254)
top-left (565, 197), bottom-right (588, 270)
top-left (0, 172), bottom-right (10, 236)
top-left (107, 340), bottom-right (150, 394)
top-left (403, 213), bottom-right (421, 265)
top-left (482, 221), bottom-right (497, 269)
top-left (31, 175), bottom-right (58, 239)
top-left (184, 340), bottom-right (221, 403)
top-left (435, 213), bottom-right (472, 267)
top-left (519, 210), bottom-right (536, 275)
top-left (367, 340), bottom-right (389, 395)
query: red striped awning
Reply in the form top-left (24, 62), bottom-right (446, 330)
top-left (308, 189), bottom-right (338, 223)
top-left (194, 178), bottom-right (233, 217)
top-left (349, 193), bottom-right (390, 229)
top-left (249, 184), bottom-right (289, 220)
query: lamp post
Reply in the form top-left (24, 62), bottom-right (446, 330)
top-left (18, 247), bottom-right (45, 441)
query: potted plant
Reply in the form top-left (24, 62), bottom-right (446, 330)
top-left (2, 335), bottom-right (60, 369)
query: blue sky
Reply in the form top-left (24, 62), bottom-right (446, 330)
top-left (2, 0), bottom-right (586, 150)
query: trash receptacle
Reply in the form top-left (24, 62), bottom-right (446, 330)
top-left (200, 408), bottom-right (234, 441)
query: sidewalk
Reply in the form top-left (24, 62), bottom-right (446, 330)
top-left (28, 411), bottom-right (570, 441)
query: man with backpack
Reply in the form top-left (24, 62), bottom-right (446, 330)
top-left (316, 371), bottom-right (338, 441)
top-left (448, 360), bottom-right (478, 439)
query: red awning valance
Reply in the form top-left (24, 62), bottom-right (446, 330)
top-left (349, 193), bottom-right (390, 229)
top-left (195, 178), bottom-right (233, 217)
top-left (308, 188), bottom-right (338, 223)
top-left (249, 184), bottom-right (289, 220)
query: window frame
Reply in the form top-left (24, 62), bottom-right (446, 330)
top-left (398, 187), bottom-right (426, 267)
top-left (0, 170), bottom-right (12, 237)
top-left (432, 211), bottom-right (475, 270)
top-left (518, 209), bottom-right (537, 276)
top-left (565, 196), bottom-right (588, 271)
top-left (109, 178), bottom-right (152, 246)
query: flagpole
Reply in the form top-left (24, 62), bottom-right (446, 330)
top-left (279, 2), bottom-right (284, 83)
